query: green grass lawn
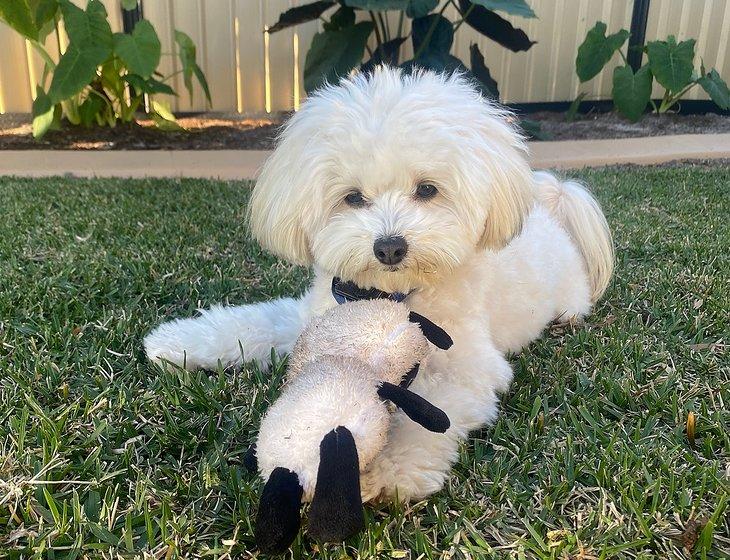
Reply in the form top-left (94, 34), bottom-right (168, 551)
top-left (0, 163), bottom-right (728, 559)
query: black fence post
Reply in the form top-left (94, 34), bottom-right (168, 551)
top-left (122, 1), bottom-right (143, 33)
top-left (627, 0), bottom-right (651, 71)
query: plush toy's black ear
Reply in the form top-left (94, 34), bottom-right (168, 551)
top-left (408, 312), bottom-right (453, 350)
top-left (255, 467), bottom-right (303, 554)
top-left (308, 426), bottom-right (364, 543)
top-left (378, 382), bottom-right (450, 433)
top-left (243, 443), bottom-right (258, 473)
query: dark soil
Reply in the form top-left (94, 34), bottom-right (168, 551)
top-left (1, 110), bottom-right (728, 150)
top-left (528, 111), bottom-right (730, 141)
top-left (0, 113), bottom-right (285, 150)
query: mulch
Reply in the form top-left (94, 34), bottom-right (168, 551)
top-left (1, 110), bottom-right (728, 150)
top-left (526, 111), bottom-right (730, 141)
top-left (0, 113), bottom-right (285, 150)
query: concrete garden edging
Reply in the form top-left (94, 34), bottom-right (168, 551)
top-left (1, 134), bottom-right (728, 180)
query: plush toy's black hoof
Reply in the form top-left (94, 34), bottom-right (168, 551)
top-left (255, 467), bottom-right (303, 554)
top-left (308, 426), bottom-right (365, 543)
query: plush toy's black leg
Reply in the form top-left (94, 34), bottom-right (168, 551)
top-left (243, 443), bottom-right (258, 473)
top-left (308, 426), bottom-right (364, 543)
top-left (255, 467), bottom-right (303, 554)
top-left (408, 312), bottom-right (453, 350)
top-left (378, 382), bottom-right (450, 433)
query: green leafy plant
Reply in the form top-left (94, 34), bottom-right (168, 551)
top-left (267, 0), bottom-right (536, 102)
top-left (0, 0), bottom-right (211, 138)
top-left (575, 21), bottom-right (730, 122)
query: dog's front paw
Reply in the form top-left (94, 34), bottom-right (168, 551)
top-left (143, 318), bottom-right (205, 370)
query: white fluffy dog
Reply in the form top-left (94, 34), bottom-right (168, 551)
top-left (144, 66), bottom-right (613, 502)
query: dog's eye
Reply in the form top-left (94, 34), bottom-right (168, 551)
top-left (415, 183), bottom-right (438, 200)
top-left (344, 191), bottom-right (366, 207)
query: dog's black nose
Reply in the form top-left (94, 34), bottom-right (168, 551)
top-left (373, 236), bottom-right (408, 265)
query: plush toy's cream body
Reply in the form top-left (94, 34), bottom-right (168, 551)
top-left (256, 356), bottom-right (391, 498)
top-left (287, 300), bottom-right (430, 381)
top-left (252, 299), bottom-right (451, 552)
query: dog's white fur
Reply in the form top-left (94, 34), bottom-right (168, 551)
top-left (144, 67), bottom-right (613, 502)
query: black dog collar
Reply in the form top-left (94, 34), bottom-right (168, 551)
top-left (331, 277), bottom-right (409, 304)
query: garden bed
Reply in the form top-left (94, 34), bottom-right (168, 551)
top-left (1, 110), bottom-right (729, 150)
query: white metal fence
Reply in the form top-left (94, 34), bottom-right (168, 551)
top-left (0, 0), bottom-right (728, 115)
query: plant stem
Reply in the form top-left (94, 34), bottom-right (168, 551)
top-left (452, 2), bottom-right (475, 32)
top-left (657, 88), bottom-right (673, 113)
top-left (661, 82), bottom-right (696, 112)
top-left (30, 40), bottom-right (56, 71)
top-left (161, 69), bottom-right (184, 82)
top-left (381, 11), bottom-right (391, 41)
top-left (369, 11), bottom-right (383, 48)
top-left (618, 48), bottom-right (629, 66)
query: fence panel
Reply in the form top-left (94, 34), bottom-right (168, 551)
top-left (0, 1), bottom-right (729, 115)
top-left (0, 24), bottom-right (33, 113)
top-left (645, 0), bottom-right (730, 100)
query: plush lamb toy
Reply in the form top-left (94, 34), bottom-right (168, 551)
top-left (248, 299), bottom-right (453, 553)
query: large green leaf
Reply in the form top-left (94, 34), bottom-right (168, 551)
top-left (411, 14), bottom-right (453, 58)
top-left (612, 64), bottom-right (652, 122)
top-left (124, 74), bottom-right (176, 96)
top-left (48, 0), bottom-right (112, 102)
top-left (458, 0), bottom-right (535, 52)
top-left (175, 30), bottom-right (196, 97)
top-left (470, 0), bottom-right (536, 18)
top-left (345, 0), bottom-right (438, 17)
top-left (402, 52), bottom-right (465, 75)
top-left (269, 1), bottom-right (335, 33)
top-left (304, 21), bottom-right (374, 93)
top-left (646, 36), bottom-right (695, 93)
top-left (470, 43), bottom-right (499, 98)
top-left (576, 22), bottom-right (629, 82)
top-left (175, 30), bottom-right (211, 105)
top-left (0, 0), bottom-right (38, 39)
top-left (150, 99), bottom-right (183, 131)
top-left (324, 6), bottom-right (355, 31)
top-left (60, 0), bottom-right (112, 52)
top-left (0, 0), bottom-right (59, 40)
top-left (406, 0), bottom-right (438, 17)
top-left (31, 86), bottom-right (55, 137)
top-left (697, 69), bottom-right (730, 110)
top-left (192, 63), bottom-right (211, 105)
top-left (33, 0), bottom-right (59, 37)
top-left (48, 45), bottom-right (102, 101)
top-left (344, 0), bottom-right (408, 9)
top-left (113, 20), bottom-right (160, 78)
top-left (78, 93), bottom-right (105, 127)
top-left (361, 37), bottom-right (406, 72)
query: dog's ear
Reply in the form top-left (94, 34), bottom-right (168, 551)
top-left (248, 113), bottom-right (323, 265)
top-left (378, 382), bottom-right (450, 433)
top-left (308, 426), bottom-right (364, 543)
top-left (471, 105), bottom-right (536, 251)
top-left (477, 161), bottom-right (535, 251)
top-left (255, 467), bottom-right (303, 554)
